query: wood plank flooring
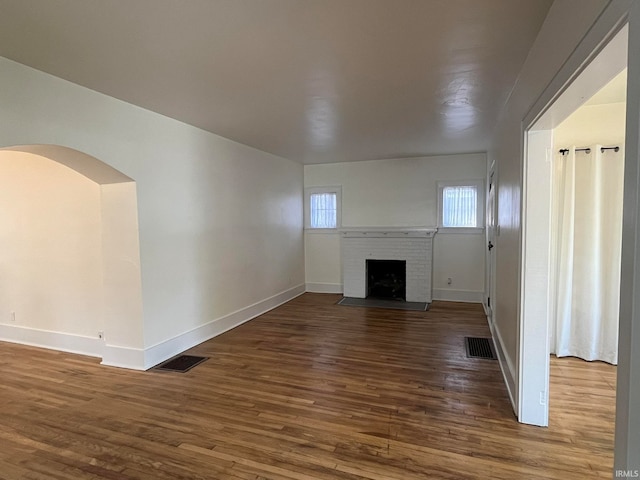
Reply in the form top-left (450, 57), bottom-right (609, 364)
top-left (0, 294), bottom-right (616, 479)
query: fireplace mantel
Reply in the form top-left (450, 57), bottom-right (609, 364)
top-left (340, 227), bottom-right (437, 238)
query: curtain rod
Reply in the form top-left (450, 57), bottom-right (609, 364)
top-left (559, 146), bottom-right (620, 155)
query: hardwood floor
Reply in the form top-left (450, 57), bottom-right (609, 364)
top-left (0, 293), bottom-right (616, 479)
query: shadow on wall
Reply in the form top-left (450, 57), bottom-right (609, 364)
top-left (0, 144), bottom-right (144, 366)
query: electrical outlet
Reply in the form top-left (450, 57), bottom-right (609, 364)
top-left (447, 277), bottom-right (452, 285)
top-left (539, 391), bottom-right (547, 406)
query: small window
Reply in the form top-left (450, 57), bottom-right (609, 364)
top-left (305, 186), bottom-right (341, 231)
top-left (442, 185), bottom-right (477, 227)
top-left (437, 180), bottom-right (484, 233)
top-left (310, 192), bottom-right (337, 228)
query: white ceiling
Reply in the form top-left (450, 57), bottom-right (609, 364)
top-left (0, 0), bottom-right (552, 164)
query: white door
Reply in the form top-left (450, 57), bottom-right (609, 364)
top-left (486, 169), bottom-right (496, 319)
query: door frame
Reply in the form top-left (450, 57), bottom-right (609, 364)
top-left (518, 0), bottom-right (630, 431)
top-left (485, 163), bottom-right (497, 322)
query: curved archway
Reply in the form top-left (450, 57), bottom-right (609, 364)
top-left (0, 145), bottom-right (144, 368)
top-left (0, 144), bottom-right (133, 184)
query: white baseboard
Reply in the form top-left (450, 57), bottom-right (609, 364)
top-left (432, 288), bottom-right (484, 303)
top-left (102, 344), bottom-right (146, 370)
top-left (305, 282), bottom-right (343, 294)
top-left (1, 284), bottom-right (306, 371)
top-left (487, 318), bottom-right (517, 415)
top-left (141, 284), bottom-right (306, 370)
top-left (0, 323), bottom-right (102, 358)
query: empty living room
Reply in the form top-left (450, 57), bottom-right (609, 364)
top-left (1, 1), bottom-right (639, 479)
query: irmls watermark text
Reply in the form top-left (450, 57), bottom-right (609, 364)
top-left (616, 470), bottom-right (640, 478)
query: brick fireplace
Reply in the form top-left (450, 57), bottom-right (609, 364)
top-left (341, 228), bottom-right (437, 303)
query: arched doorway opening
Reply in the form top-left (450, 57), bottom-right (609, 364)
top-left (0, 145), bottom-right (144, 368)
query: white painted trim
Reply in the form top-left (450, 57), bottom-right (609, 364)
top-left (486, 165), bottom-right (497, 335)
top-left (306, 283), bottom-right (343, 294)
top-left (432, 289), bottom-right (483, 303)
top-left (487, 319), bottom-right (517, 413)
top-left (518, 16), bottom-right (631, 429)
top-left (101, 344), bottom-right (146, 370)
top-left (0, 323), bottom-right (103, 358)
top-left (525, 9), bottom-right (630, 130)
top-left (518, 129), bottom-right (553, 427)
top-left (340, 227), bottom-right (437, 238)
top-left (141, 284), bottom-right (306, 370)
top-left (1, 285), bottom-right (306, 371)
top-left (304, 229), bottom-right (340, 235)
top-left (616, 1), bottom-right (640, 471)
top-left (436, 227), bottom-right (484, 235)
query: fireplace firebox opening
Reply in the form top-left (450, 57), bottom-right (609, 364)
top-left (366, 259), bottom-right (406, 300)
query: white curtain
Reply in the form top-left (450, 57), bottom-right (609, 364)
top-left (310, 192), bottom-right (337, 228)
top-left (442, 186), bottom-right (477, 227)
top-left (550, 144), bottom-right (624, 365)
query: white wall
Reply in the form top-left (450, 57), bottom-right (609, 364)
top-left (554, 102), bottom-right (626, 148)
top-left (495, 0), bottom-right (614, 381)
top-left (488, 0), bottom-right (611, 411)
top-left (493, 1), bottom-right (640, 467)
top-left (0, 57), bottom-right (305, 369)
top-left (0, 152), bottom-right (103, 341)
top-left (304, 153), bottom-right (487, 302)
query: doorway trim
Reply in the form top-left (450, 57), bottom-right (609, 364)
top-left (485, 161), bottom-right (497, 321)
top-left (520, 12), bottom-right (629, 426)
